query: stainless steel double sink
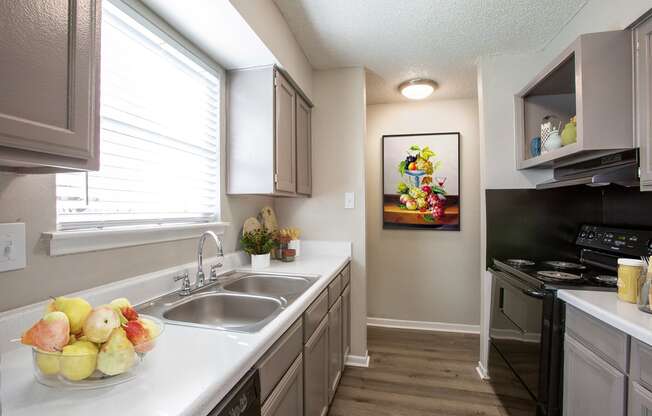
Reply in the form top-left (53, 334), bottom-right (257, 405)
top-left (138, 272), bottom-right (317, 333)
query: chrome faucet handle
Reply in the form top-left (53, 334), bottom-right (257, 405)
top-left (174, 272), bottom-right (191, 296)
top-left (209, 263), bottom-right (222, 282)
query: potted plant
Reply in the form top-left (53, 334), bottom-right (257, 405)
top-left (241, 228), bottom-right (276, 269)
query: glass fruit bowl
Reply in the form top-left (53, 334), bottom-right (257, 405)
top-left (31, 315), bottom-right (164, 389)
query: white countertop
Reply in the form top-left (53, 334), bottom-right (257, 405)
top-left (0, 254), bottom-right (350, 416)
top-left (558, 289), bottom-right (652, 346)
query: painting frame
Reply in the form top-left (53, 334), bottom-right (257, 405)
top-left (381, 132), bottom-right (461, 231)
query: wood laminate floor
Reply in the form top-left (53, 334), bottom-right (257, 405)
top-left (328, 327), bottom-right (535, 416)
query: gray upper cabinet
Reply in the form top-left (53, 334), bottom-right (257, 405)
top-left (634, 17), bottom-right (652, 191)
top-left (563, 333), bottom-right (626, 416)
top-left (227, 65), bottom-right (312, 196)
top-left (515, 31), bottom-right (633, 169)
top-left (275, 72), bottom-right (297, 193)
top-left (0, 0), bottom-right (101, 172)
top-left (296, 95), bottom-right (312, 196)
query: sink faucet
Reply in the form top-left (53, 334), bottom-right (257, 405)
top-left (196, 231), bottom-right (224, 288)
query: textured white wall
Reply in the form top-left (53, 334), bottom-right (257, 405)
top-left (366, 98), bottom-right (480, 325)
top-left (274, 67), bottom-right (368, 357)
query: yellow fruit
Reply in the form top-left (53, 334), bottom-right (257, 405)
top-left (21, 311), bottom-right (70, 352)
top-left (83, 306), bottom-right (120, 343)
top-left (97, 328), bottom-right (135, 376)
top-left (109, 298), bottom-right (131, 309)
top-left (60, 341), bottom-right (98, 381)
top-left (35, 349), bottom-right (60, 375)
top-left (47, 297), bottom-right (92, 335)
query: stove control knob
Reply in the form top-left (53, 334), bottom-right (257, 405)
top-left (588, 232), bottom-right (595, 239)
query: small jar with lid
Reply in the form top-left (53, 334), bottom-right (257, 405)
top-left (617, 258), bottom-right (645, 303)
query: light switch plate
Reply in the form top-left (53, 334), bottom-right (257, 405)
top-left (0, 223), bottom-right (26, 272)
top-left (344, 192), bottom-right (355, 209)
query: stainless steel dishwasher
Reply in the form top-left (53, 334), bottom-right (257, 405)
top-left (208, 369), bottom-right (261, 416)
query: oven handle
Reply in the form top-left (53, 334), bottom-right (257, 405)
top-left (492, 269), bottom-right (546, 299)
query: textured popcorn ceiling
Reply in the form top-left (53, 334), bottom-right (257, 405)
top-left (273, 0), bottom-right (588, 104)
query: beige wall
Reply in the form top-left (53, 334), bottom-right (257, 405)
top-left (365, 98), bottom-right (481, 325)
top-left (275, 67), bottom-right (368, 357)
top-left (0, 174), bottom-right (271, 312)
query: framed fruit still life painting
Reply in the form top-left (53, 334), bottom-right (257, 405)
top-left (382, 132), bottom-right (460, 230)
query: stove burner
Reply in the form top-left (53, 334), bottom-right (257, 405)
top-left (594, 275), bottom-right (618, 285)
top-left (537, 271), bottom-right (583, 281)
top-left (542, 261), bottom-right (586, 270)
top-left (505, 259), bottom-right (535, 267)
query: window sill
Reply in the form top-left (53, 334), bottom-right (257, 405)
top-left (42, 222), bottom-right (230, 256)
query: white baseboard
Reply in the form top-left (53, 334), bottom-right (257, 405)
top-left (345, 352), bottom-right (370, 368)
top-left (476, 361), bottom-right (489, 380)
top-left (367, 317), bottom-right (480, 334)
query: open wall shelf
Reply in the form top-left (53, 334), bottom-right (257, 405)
top-left (515, 31), bottom-right (634, 170)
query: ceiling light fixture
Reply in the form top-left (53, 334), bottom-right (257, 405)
top-left (399, 78), bottom-right (438, 100)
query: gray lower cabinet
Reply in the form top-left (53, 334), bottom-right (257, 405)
top-left (634, 16), bottom-right (652, 191)
top-left (0, 0), bottom-right (101, 172)
top-left (563, 333), bottom-right (626, 416)
top-left (630, 381), bottom-right (652, 416)
top-left (304, 316), bottom-right (329, 416)
top-left (342, 284), bottom-right (351, 362)
top-left (328, 297), bottom-right (342, 403)
top-left (262, 354), bottom-right (304, 416)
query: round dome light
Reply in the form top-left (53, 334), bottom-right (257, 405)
top-left (399, 79), bottom-right (438, 100)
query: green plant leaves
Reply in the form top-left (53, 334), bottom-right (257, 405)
top-left (240, 228), bottom-right (276, 255)
top-left (398, 160), bottom-right (406, 176)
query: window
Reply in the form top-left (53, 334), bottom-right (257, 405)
top-left (56, 1), bottom-right (220, 231)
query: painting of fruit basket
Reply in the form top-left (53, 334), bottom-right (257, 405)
top-left (382, 132), bottom-right (460, 230)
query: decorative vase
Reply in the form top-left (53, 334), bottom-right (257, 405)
top-left (544, 130), bottom-right (562, 152)
top-left (251, 253), bottom-right (271, 270)
top-left (288, 239), bottom-right (301, 257)
top-left (530, 137), bottom-right (541, 157)
top-left (561, 121), bottom-right (577, 146)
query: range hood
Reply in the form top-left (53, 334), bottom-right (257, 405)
top-left (536, 149), bottom-right (639, 190)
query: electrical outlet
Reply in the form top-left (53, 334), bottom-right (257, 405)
top-left (344, 192), bottom-right (355, 209)
top-left (0, 223), bottom-right (26, 272)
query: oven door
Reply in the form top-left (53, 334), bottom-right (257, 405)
top-left (490, 270), bottom-right (545, 401)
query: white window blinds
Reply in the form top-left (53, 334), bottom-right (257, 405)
top-left (56, 1), bottom-right (220, 231)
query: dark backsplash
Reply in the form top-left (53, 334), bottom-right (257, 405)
top-left (486, 186), bottom-right (652, 266)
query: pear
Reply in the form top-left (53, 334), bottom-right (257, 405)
top-left (83, 306), bottom-right (120, 343)
top-left (60, 340), bottom-right (98, 381)
top-left (97, 327), bottom-right (136, 376)
top-left (21, 311), bottom-right (70, 352)
top-left (110, 297), bottom-right (138, 322)
top-left (46, 297), bottom-right (92, 335)
top-left (35, 349), bottom-right (61, 375)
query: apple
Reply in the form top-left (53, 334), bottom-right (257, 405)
top-left (408, 162), bottom-right (417, 171)
top-left (405, 199), bottom-right (417, 210)
top-left (421, 185), bottom-right (432, 194)
top-left (83, 306), bottom-right (120, 343)
top-left (21, 311), bottom-right (70, 352)
top-left (46, 297), bottom-right (92, 335)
